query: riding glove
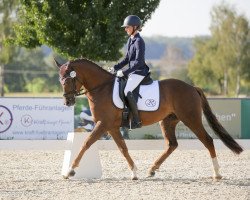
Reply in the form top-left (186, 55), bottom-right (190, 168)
top-left (117, 70), bottom-right (124, 77)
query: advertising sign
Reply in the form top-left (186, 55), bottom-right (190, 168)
top-left (176, 99), bottom-right (241, 139)
top-left (129, 99), bottom-right (242, 139)
top-left (0, 98), bottom-right (74, 140)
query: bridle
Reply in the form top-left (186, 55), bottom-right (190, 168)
top-left (60, 68), bottom-right (114, 101)
top-left (60, 70), bottom-right (84, 99)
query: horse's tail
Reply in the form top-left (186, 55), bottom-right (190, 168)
top-left (195, 87), bottom-right (243, 154)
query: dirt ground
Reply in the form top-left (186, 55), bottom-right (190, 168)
top-left (0, 149), bottom-right (249, 200)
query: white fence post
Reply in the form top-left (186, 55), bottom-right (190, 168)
top-left (61, 132), bottom-right (102, 179)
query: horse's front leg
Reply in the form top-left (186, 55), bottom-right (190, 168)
top-left (63, 121), bottom-right (105, 179)
top-left (109, 129), bottom-right (138, 180)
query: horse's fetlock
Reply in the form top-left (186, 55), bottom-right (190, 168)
top-left (151, 164), bottom-right (159, 172)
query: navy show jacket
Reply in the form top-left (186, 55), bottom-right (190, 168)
top-left (114, 33), bottom-right (149, 77)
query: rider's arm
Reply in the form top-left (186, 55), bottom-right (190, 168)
top-left (114, 51), bottom-right (129, 71)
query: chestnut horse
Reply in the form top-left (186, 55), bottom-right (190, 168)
top-left (55, 58), bottom-right (243, 180)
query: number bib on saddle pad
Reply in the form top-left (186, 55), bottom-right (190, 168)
top-left (112, 77), bottom-right (160, 111)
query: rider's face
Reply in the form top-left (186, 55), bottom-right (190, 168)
top-left (125, 26), bottom-right (134, 36)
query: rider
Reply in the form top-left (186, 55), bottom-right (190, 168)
top-left (113, 15), bottom-right (149, 128)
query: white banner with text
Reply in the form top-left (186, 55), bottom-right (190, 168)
top-left (0, 98), bottom-right (74, 140)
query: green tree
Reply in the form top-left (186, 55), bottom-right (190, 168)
top-left (210, 4), bottom-right (235, 95)
top-left (4, 47), bottom-right (61, 93)
top-left (188, 3), bottom-right (250, 96)
top-left (188, 37), bottom-right (221, 93)
top-left (0, 0), bottom-right (63, 94)
top-left (232, 16), bottom-right (250, 96)
top-left (0, 0), bottom-right (19, 96)
top-left (10, 0), bottom-right (160, 61)
top-left (25, 77), bottom-right (47, 92)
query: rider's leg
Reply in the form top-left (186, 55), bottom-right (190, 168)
top-left (124, 74), bottom-right (144, 128)
top-left (124, 74), bottom-right (145, 96)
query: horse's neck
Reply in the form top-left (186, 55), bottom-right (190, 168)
top-left (78, 61), bottom-right (113, 90)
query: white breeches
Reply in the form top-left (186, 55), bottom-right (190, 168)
top-left (124, 74), bottom-right (145, 96)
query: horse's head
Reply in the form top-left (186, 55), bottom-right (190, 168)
top-left (55, 59), bottom-right (82, 106)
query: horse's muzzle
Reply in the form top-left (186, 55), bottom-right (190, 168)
top-left (64, 96), bottom-right (75, 107)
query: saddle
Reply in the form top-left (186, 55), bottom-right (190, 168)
top-left (118, 73), bottom-right (153, 128)
top-left (118, 73), bottom-right (153, 103)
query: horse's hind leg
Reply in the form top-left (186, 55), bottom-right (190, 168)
top-left (185, 120), bottom-right (222, 180)
top-left (148, 114), bottom-right (179, 177)
top-left (109, 128), bottom-right (138, 180)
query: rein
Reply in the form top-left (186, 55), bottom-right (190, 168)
top-left (63, 73), bottom-right (114, 98)
top-left (76, 77), bottom-right (114, 96)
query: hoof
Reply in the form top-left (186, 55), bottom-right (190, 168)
top-left (147, 171), bottom-right (155, 177)
top-left (132, 176), bottom-right (138, 180)
top-left (213, 174), bottom-right (222, 181)
top-left (63, 175), bottom-right (69, 179)
top-left (69, 169), bottom-right (76, 177)
top-left (63, 168), bottom-right (76, 179)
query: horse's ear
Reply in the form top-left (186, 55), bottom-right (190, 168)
top-left (54, 57), bottom-right (62, 68)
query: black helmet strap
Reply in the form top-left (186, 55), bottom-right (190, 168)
top-left (131, 27), bottom-right (136, 36)
top-left (130, 26), bottom-right (139, 36)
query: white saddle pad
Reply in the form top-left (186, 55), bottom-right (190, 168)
top-left (112, 78), bottom-right (160, 111)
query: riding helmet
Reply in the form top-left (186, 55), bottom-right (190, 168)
top-left (121, 15), bottom-right (142, 28)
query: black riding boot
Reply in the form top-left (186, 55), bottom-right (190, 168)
top-left (126, 91), bottom-right (142, 129)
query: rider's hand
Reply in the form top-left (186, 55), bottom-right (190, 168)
top-left (117, 70), bottom-right (124, 77)
top-left (108, 67), bottom-right (116, 75)
top-left (108, 67), bottom-right (112, 72)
